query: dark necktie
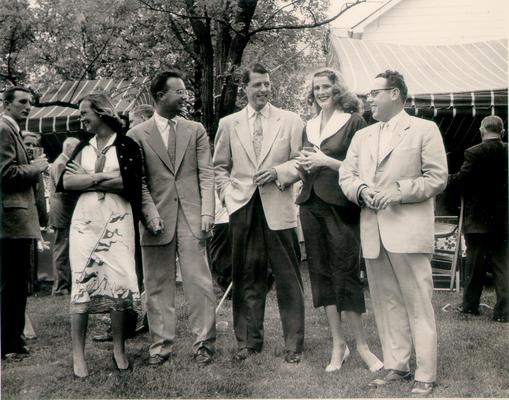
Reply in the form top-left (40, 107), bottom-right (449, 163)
top-left (167, 120), bottom-right (176, 167)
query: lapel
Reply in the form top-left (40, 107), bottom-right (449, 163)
top-left (257, 104), bottom-right (282, 166)
top-left (378, 111), bottom-right (411, 165)
top-left (306, 114), bottom-right (321, 147)
top-left (144, 117), bottom-right (174, 173)
top-left (233, 107), bottom-right (257, 167)
top-left (319, 111), bottom-right (351, 146)
top-left (174, 117), bottom-right (192, 174)
top-left (2, 116), bottom-right (30, 161)
top-left (366, 122), bottom-right (380, 163)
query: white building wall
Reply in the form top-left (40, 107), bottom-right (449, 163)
top-left (359, 0), bottom-right (508, 45)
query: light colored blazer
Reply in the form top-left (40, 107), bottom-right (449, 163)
top-left (339, 111), bottom-right (448, 258)
top-left (128, 116), bottom-right (214, 245)
top-left (213, 104), bottom-right (303, 231)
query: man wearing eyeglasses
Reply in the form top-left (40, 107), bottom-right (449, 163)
top-left (128, 70), bottom-right (216, 366)
top-left (339, 70), bottom-right (448, 396)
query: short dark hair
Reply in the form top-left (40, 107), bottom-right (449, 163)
top-left (241, 63), bottom-right (269, 86)
top-left (3, 86), bottom-right (32, 103)
top-left (481, 115), bottom-right (505, 135)
top-left (131, 104), bottom-right (154, 120)
top-left (375, 70), bottom-right (408, 102)
top-left (150, 70), bottom-right (184, 102)
top-left (78, 92), bottom-right (124, 133)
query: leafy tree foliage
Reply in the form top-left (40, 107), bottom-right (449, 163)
top-left (1, 0), bottom-right (364, 137)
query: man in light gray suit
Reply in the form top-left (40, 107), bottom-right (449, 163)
top-left (340, 70), bottom-right (448, 396)
top-left (213, 63), bottom-right (305, 363)
top-left (128, 70), bottom-right (216, 366)
top-left (1, 86), bottom-right (49, 358)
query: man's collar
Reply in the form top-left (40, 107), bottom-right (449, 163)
top-left (154, 111), bottom-right (178, 125)
top-left (247, 103), bottom-right (270, 119)
top-left (2, 114), bottom-right (20, 133)
top-left (384, 108), bottom-right (406, 130)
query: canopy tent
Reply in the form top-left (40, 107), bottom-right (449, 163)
top-left (24, 77), bottom-right (152, 135)
top-left (326, 36), bottom-right (508, 214)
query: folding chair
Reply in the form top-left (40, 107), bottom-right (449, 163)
top-left (432, 198), bottom-right (464, 291)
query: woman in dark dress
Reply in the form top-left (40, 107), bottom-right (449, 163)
top-left (60, 93), bottom-right (143, 378)
top-left (296, 68), bottom-right (382, 372)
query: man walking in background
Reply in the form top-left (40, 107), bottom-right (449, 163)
top-left (1, 86), bottom-right (49, 358)
top-left (340, 70), bottom-right (448, 396)
top-left (128, 70), bottom-right (216, 366)
top-left (448, 115), bottom-right (508, 323)
top-left (48, 136), bottom-right (80, 296)
top-left (213, 63), bottom-right (305, 363)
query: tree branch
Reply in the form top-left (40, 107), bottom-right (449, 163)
top-left (248, 0), bottom-right (365, 36)
top-left (31, 100), bottom-right (79, 109)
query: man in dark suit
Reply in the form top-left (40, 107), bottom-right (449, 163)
top-left (0, 86), bottom-right (49, 357)
top-left (448, 115), bottom-right (508, 322)
top-left (213, 63), bottom-right (305, 363)
top-left (48, 137), bottom-right (80, 295)
top-left (128, 70), bottom-right (216, 366)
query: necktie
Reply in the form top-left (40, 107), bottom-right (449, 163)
top-left (253, 112), bottom-right (263, 160)
top-left (167, 120), bottom-right (176, 167)
top-left (94, 143), bottom-right (114, 200)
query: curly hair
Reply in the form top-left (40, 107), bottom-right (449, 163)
top-left (307, 68), bottom-right (362, 114)
top-left (78, 93), bottom-right (125, 133)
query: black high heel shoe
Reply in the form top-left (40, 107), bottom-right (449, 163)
top-left (112, 354), bottom-right (132, 372)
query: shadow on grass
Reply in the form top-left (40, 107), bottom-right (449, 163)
top-left (2, 264), bottom-right (508, 398)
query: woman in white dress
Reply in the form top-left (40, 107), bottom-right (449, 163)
top-left (61, 93), bottom-right (144, 378)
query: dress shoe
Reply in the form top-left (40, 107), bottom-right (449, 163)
top-left (194, 347), bottom-right (213, 365)
top-left (148, 353), bottom-right (170, 366)
top-left (92, 332), bottom-right (113, 342)
top-left (410, 381), bottom-right (434, 396)
top-left (456, 305), bottom-right (480, 315)
top-left (369, 369), bottom-right (412, 387)
top-left (233, 348), bottom-right (258, 361)
top-left (493, 315), bottom-right (508, 323)
top-left (112, 354), bottom-right (132, 372)
top-left (325, 345), bottom-right (349, 372)
top-left (284, 350), bottom-right (302, 364)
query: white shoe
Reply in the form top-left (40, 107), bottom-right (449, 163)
top-left (325, 345), bottom-right (350, 372)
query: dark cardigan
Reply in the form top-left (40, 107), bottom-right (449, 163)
top-left (56, 133), bottom-right (144, 225)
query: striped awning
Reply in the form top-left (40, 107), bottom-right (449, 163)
top-left (327, 37), bottom-right (508, 112)
top-left (22, 77), bottom-right (152, 134)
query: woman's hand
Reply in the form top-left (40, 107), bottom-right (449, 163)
top-left (296, 147), bottom-right (331, 173)
top-left (65, 161), bottom-right (87, 175)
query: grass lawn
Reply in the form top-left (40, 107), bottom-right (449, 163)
top-left (2, 263), bottom-right (508, 399)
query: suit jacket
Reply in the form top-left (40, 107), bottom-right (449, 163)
top-left (128, 116), bottom-right (214, 245)
top-left (339, 111), bottom-right (448, 258)
top-left (0, 116), bottom-right (41, 239)
top-left (447, 139), bottom-right (508, 234)
top-left (296, 111), bottom-right (366, 207)
top-left (213, 103), bottom-right (303, 231)
top-left (48, 153), bottom-right (80, 228)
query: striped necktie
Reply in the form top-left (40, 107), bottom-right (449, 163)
top-left (167, 119), bottom-right (176, 167)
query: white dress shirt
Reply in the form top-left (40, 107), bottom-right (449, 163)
top-left (246, 103), bottom-right (270, 138)
top-left (378, 108), bottom-right (406, 163)
top-left (153, 112), bottom-right (178, 148)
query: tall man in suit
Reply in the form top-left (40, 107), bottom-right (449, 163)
top-left (448, 115), bottom-right (508, 322)
top-left (213, 63), bottom-right (305, 363)
top-left (0, 86), bottom-right (49, 357)
top-left (48, 137), bottom-right (80, 296)
top-left (340, 71), bottom-right (448, 396)
top-left (128, 70), bottom-right (216, 366)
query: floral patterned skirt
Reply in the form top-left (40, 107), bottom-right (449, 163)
top-left (69, 192), bottom-right (140, 314)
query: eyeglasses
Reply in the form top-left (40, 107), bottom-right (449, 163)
top-left (171, 89), bottom-right (187, 96)
top-left (366, 88), bottom-right (396, 98)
